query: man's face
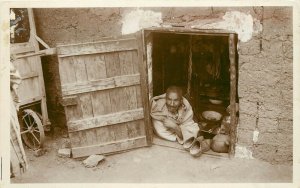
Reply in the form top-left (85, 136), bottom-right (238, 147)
top-left (166, 92), bottom-right (182, 113)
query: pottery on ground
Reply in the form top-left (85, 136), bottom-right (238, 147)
top-left (211, 134), bottom-right (230, 153)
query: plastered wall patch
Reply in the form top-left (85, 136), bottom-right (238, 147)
top-left (192, 11), bottom-right (263, 42)
top-left (121, 9), bottom-right (162, 35)
top-left (253, 129), bottom-right (259, 143)
top-left (235, 145), bottom-right (254, 159)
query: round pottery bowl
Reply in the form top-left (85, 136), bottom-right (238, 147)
top-left (202, 111), bottom-right (222, 121)
top-left (209, 99), bottom-right (223, 105)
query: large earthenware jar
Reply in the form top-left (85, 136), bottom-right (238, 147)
top-left (211, 134), bottom-right (230, 153)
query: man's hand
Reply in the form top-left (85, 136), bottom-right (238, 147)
top-left (163, 118), bottom-right (178, 129)
top-left (163, 118), bottom-right (183, 138)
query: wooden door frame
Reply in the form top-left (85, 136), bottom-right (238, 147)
top-left (136, 30), bottom-right (153, 146)
top-left (143, 27), bottom-right (238, 158)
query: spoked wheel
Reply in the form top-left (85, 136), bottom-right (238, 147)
top-left (20, 109), bottom-right (45, 150)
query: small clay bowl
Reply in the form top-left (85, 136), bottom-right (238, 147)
top-left (209, 99), bottom-right (223, 105)
top-left (202, 111), bottom-right (222, 121)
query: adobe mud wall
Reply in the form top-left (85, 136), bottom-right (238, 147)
top-left (33, 7), bottom-right (293, 164)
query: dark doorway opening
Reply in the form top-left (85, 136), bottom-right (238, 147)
top-left (147, 29), bottom-right (238, 157)
top-left (152, 32), bottom-right (231, 121)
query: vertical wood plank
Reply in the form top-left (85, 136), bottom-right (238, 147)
top-left (119, 51), bottom-right (141, 141)
top-left (86, 55), bottom-right (107, 80)
top-left (15, 58), bottom-right (31, 100)
top-left (104, 52), bottom-right (127, 141)
top-left (229, 34), bottom-right (237, 158)
top-left (119, 51), bottom-right (138, 110)
top-left (85, 54), bottom-right (113, 144)
top-left (73, 56), bottom-right (94, 145)
top-left (86, 54), bottom-right (112, 116)
top-left (145, 32), bottom-right (153, 100)
top-left (59, 56), bottom-right (76, 85)
top-left (132, 50), bottom-right (143, 108)
top-left (59, 56), bottom-right (82, 122)
top-left (73, 56), bottom-right (93, 118)
top-left (79, 131), bottom-right (88, 147)
top-left (73, 56), bottom-right (88, 82)
top-left (112, 123), bottom-right (130, 141)
top-left (68, 132), bottom-right (81, 147)
top-left (136, 30), bottom-right (153, 145)
top-left (96, 126), bottom-right (112, 143)
top-left (26, 56), bottom-right (40, 98)
top-left (105, 52), bottom-right (127, 112)
top-left (64, 105), bottom-right (82, 122)
top-left (127, 119), bottom-right (146, 138)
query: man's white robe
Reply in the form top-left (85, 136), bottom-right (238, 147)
top-left (150, 93), bottom-right (199, 144)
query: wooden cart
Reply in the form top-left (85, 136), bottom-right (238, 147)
top-left (11, 9), bottom-right (53, 150)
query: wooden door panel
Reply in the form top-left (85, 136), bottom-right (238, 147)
top-left (58, 38), bottom-right (138, 58)
top-left (58, 36), bottom-right (151, 158)
top-left (67, 108), bottom-right (144, 132)
top-left (69, 121), bottom-right (147, 149)
top-left (71, 136), bottom-right (147, 158)
top-left (90, 90), bottom-right (112, 116)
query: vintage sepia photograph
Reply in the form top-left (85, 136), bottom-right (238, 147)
top-left (1, 2), bottom-right (298, 185)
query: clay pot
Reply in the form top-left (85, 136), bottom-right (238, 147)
top-left (211, 134), bottom-right (230, 153)
top-left (201, 139), bottom-right (211, 153)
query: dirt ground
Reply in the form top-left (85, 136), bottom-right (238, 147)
top-left (11, 130), bottom-right (292, 183)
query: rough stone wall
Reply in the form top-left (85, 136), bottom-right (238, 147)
top-left (33, 7), bottom-right (293, 164)
top-left (236, 7), bottom-right (293, 164)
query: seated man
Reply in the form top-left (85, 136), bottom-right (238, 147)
top-left (150, 86), bottom-right (199, 144)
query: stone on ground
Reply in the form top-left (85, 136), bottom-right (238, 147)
top-left (33, 148), bottom-right (46, 157)
top-left (58, 148), bottom-right (71, 158)
top-left (83, 154), bottom-right (105, 168)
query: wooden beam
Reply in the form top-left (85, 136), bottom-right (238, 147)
top-left (32, 32), bottom-right (50, 49)
top-left (68, 108), bottom-right (144, 132)
top-left (57, 38), bottom-right (138, 58)
top-left (61, 96), bottom-right (78, 106)
top-left (15, 48), bottom-right (56, 59)
top-left (21, 71), bottom-right (39, 80)
top-left (71, 136), bottom-right (147, 158)
top-left (228, 33), bottom-right (238, 158)
top-left (61, 73), bottom-right (141, 96)
top-left (10, 43), bottom-right (35, 54)
top-left (144, 27), bottom-right (234, 35)
top-left (18, 96), bottom-right (42, 107)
